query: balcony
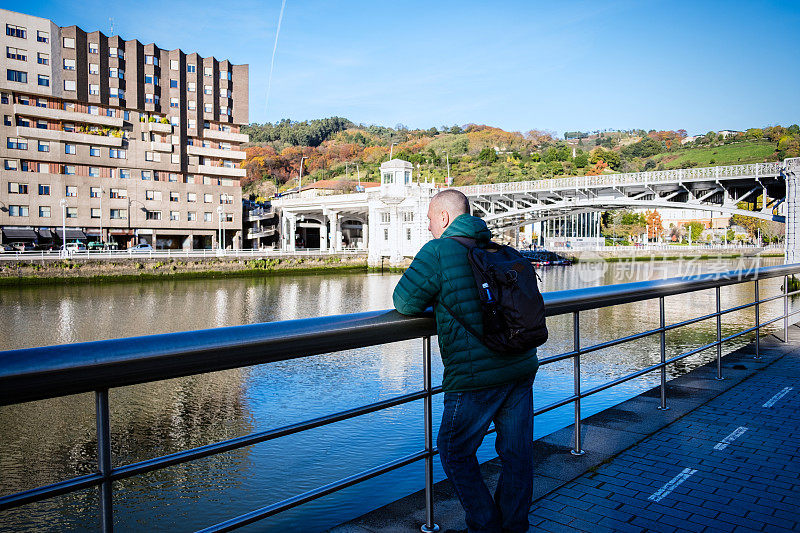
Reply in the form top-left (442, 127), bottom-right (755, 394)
top-left (202, 129), bottom-right (248, 143)
top-left (196, 164), bottom-right (246, 177)
top-left (247, 227), bottom-right (277, 239)
top-left (151, 142), bottom-right (173, 153)
top-left (14, 104), bottom-right (124, 128)
top-left (16, 126), bottom-right (123, 147)
top-left (246, 209), bottom-right (276, 222)
top-left (146, 122), bottom-right (173, 133)
top-left (187, 145), bottom-right (246, 160)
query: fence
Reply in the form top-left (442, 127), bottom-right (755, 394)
top-left (1, 264), bottom-right (799, 532)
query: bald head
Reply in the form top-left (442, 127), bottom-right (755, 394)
top-left (427, 189), bottom-right (470, 238)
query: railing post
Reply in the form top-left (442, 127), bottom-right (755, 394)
top-left (754, 279), bottom-right (761, 360)
top-left (420, 336), bottom-right (439, 533)
top-left (571, 311), bottom-right (585, 456)
top-left (784, 275), bottom-right (790, 343)
top-left (96, 389), bottom-right (114, 532)
top-left (715, 286), bottom-right (724, 380)
top-left (658, 297), bottom-right (669, 410)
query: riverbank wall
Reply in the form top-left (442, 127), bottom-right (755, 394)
top-left (0, 254), bottom-right (368, 286)
top-left (561, 247), bottom-right (784, 263)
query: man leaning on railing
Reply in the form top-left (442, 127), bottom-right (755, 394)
top-left (393, 190), bottom-right (539, 533)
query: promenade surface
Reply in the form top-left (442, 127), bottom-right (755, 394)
top-left (330, 329), bottom-right (800, 533)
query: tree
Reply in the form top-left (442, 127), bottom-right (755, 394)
top-left (688, 222), bottom-right (704, 242)
top-left (478, 147), bottom-right (498, 164)
top-left (645, 210), bottom-right (663, 240)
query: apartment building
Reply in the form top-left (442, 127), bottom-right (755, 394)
top-left (0, 9), bottom-right (249, 249)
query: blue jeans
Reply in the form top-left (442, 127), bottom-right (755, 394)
top-left (437, 377), bottom-right (534, 533)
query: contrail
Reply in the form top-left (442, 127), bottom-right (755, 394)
top-left (264, 0), bottom-right (287, 117)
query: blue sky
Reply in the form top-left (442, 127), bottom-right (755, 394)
top-left (4, 0), bottom-right (799, 136)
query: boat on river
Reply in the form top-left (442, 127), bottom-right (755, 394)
top-left (519, 249), bottom-right (572, 266)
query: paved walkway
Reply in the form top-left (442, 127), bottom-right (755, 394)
top-left (528, 334), bottom-right (800, 533)
top-left (330, 330), bottom-right (800, 533)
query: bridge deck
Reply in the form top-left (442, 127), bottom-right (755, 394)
top-left (330, 330), bottom-right (800, 533)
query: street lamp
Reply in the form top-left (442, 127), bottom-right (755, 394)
top-left (216, 205), bottom-right (223, 251)
top-left (443, 150), bottom-right (451, 186)
top-left (298, 156), bottom-right (307, 192)
top-left (59, 198), bottom-right (68, 256)
top-left (389, 142), bottom-right (398, 160)
top-left (99, 187), bottom-right (104, 247)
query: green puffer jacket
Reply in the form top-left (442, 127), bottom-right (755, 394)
top-left (393, 214), bottom-right (539, 392)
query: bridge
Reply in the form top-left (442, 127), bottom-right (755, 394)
top-left (272, 159), bottom-right (800, 265)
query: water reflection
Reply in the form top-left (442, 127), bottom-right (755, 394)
top-left (0, 257), bottom-right (794, 532)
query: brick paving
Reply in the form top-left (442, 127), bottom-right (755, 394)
top-left (528, 340), bottom-right (800, 533)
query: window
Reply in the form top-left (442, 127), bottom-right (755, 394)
top-left (90, 187), bottom-right (101, 198)
top-left (38, 141), bottom-right (49, 152)
top-left (7, 137), bottom-right (27, 150)
top-left (141, 170), bottom-right (152, 181)
top-left (403, 212), bottom-right (414, 222)
top-left (145, 151), bottom-right (160, 162)
top-left (170, 211), bottom-right (180, 221)
top-left (6, 46), bottom-right (26, 61)
top-left (39, 206), bottom-right (51, 218)
top-left (184, 174), bottom-right (195, 184)
top-left (66, 207), bottom-right (78, 218)
top-left (170, 97), bottom-right (179, 108)
top-left (119, 169), bottom-right (130, 179)
top-left (170, 59), bottom-right (179, 70)
top-left (384, 228), bottom-right (389, 241)
top-left (110, 87), bottom-right (124, 99)
top-left (64, 165), bottom-right (76, 175)
top-left (109, 47), bottom-right (123, 58)
top-left (37, 30), bottom-right (49, 43)
top-left (110, 209), bottom-right (127, 220)
top-left (204, 103), bottom-right (213, 113)
top-left (204, 212), bottom-right (212, 222)
top-left (88, 42), bottom-right (98, 54)
top-left (203, 176), bottom-right (213, 185)
top-left (188, 119), bottom-right (196, 129)
top-left (406, 228), bottom-right (412, 240)
top-left (145, 74), bottom-right (159, 85)
top-left (220, 70), bottom-right (231, 81)
top-left (187, 100), bottom-right (196, 110)
top-left (36, 98), bottom-right (47, 108)
top-left (1, 92), bottom-right (8, 104)
top-left (145, 210), bottom-right (161, 220)
top-left (35, 119), bottom-right (46, 129)
top-left (187, 82), bottom-right (196, 92)
top-left (89, 84), bottom-right (99, 95)
top-left (145, 94), bottom-right (159, 104)
top-left (8, 182), bottom-right (28, 194)
top-left (187, 212), bottom-right (197, 221)
top-left (203, 193), bottom-right (212, 203)
top-left (66, 186), bottom-right (77, 197)
top-left (63, 58), bottom-right (76, 70)
top-left (9, 205), bottom-right (29, 217)
top-left (89, 63), bottom-right (99, 74)
top-left (39, 184), bottom-right (50, 195)
top-left (169, 192), bottom-right (179, 202)
top-left (145, 190), bottom-right (163, 201)
top-left (382, 172), bottom-right (393, 184)
top-left (168, 173), bottom-right (179, 182)
top-left (4, 159), bottom-right (17, 170)
top-left (90, 146), bottom-right (100, 157)
top-left (188, 64), bottom-right (198, 74)
top-left (170, 79), bottom-right (178, 88)
top-left (380, 212), bottom-right (391, 223)
top-left (109, 188), bottom-right (127, 199)
top-left (64, 80), bottom-right (76, 91)
top-left (220, 193), bottom-right (233, 204)
top-left (204, 85), bottom-right (212, 95)
top-left (37, 162), bottom-right (50, 173)
top-left (3, 115), bottom-right (10, 126)
top-left (225, 213), bottom-right (234, 222)
top-left (145, 55), bottom-right (158, 66)
top-left (37, 75), bottom-right (49, 87)
top-left (91, 208), bottom-right (101, 218)
top-left (109, 148), bottom-right (126, 159)
top-left (187, 192), bottom-right (197, 202)
top-left (89, 167), bottom-right (99, 177)
top-left (6, 69), bottom-right (27, 83)
top-left (37, 52), bottom-right (49, 65)
top-left (109, 67), bottom-right (123, 79)
top-left (6, 24), bottom-right (26, 39)
top-left (63, 122), bottom-right (75, 132)
top-left (65, 144), bottom-right (76, 155)
top-left (63, 37), bottom-right (75, 49)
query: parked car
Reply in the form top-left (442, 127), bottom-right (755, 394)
top-left (9, 242), bottom-right (36, 252)
top-left (128, 243), bottom-right (154, 252)
top-left (88, 241), bottom-right (119, 251)
top-left (0, 244), bottom-right (15, 253)
top-left (63, 242), bottom-right (87, 252)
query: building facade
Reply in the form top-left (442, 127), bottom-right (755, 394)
top-left (0, 9), bottom-right (248, 249)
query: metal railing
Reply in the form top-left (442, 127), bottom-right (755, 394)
top-left (0, 247), bottom-right (366, 261)
top-left (1, 264), bottom-right (799, 532)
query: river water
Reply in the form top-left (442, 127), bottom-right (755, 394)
top-left (0, 257), bottom-right (794, 532)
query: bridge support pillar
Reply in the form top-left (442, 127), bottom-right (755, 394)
top-left (786, 161), bottom-right (800, 264)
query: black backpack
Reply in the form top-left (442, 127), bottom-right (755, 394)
top-left (438, 236), bottom-right (548, 355)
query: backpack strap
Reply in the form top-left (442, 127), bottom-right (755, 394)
top-left (436, 298), bottom-right (487, 346)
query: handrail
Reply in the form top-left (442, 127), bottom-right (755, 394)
top-left (1, 263), bottom-right (799, 532)
top-left (1, 264), bottom-right (796, 406)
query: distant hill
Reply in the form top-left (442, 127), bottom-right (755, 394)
top-left (240, 120), bottom-right (800, 198)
